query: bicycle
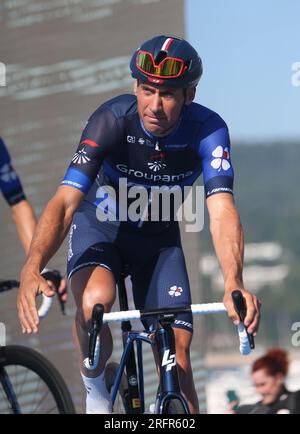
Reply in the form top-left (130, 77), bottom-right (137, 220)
top-left (0, 271), bottom-right (76, 414)
top-left (88, 272), bottom-right (254, 414)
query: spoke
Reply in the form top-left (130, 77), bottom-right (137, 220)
top-left (4, 365), bottom-right (56, 414)
top-left (46, 405), bottom-right (58, 414)
top-left (31, 387), bottom-right (52, 414)
top-left (0, 378), bottom-right (11, 413)
top-left (0, 363), bottom-right (60, 414)
top-left (15, 364), bottom-right (31, 403)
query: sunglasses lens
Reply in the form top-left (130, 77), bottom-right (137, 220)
top-left (160, 58), bottom-right (182, 76)
top-left (137, 52), bottom-right (156, 74)
top-left (137, 52), bottom-right (183, 77)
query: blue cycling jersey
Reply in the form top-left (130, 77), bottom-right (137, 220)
top-left (0, 137), bottom-right (26, 206)
top-left (62, 94), bottom-right (234, 225)
top-left (63, 95), bottom-right (235, 326)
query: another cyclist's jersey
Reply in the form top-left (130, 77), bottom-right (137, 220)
top-left (62, 94), bottom-right (234, 227)
top-left (0, 137), bottom-right (26, 206)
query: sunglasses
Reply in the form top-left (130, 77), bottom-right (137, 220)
top-left (136, 50), bottom-right (188, 79)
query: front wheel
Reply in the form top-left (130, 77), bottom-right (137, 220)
top-left (165, 398), bottom-right (189, 414)
top-left (0, 345), bottom-right (75, 414)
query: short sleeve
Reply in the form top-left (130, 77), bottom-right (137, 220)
top-left (198, 114), bottom-right (234, 198)
top-left (0, 137), bottom-right (26, 206)
top-left (61, 106), bottom-right (120, 194)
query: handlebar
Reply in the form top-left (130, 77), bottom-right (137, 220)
top-left (0, 269), bottom-right (66, 318)
top-left (87, 290), bottom-right (254, 365)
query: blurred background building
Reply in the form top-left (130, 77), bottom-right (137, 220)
top-left (1, 0), bottom-right (300, 413)
top-left (0, 0), bottom-right (208, 413)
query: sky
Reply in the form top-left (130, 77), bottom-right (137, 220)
top-left (185, 0), bottom-right (300, 142)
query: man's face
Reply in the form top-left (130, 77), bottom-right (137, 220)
top-left (252, 369), bottom-right (285, 405)
top-left (134, 81), bottom-right (195, 137)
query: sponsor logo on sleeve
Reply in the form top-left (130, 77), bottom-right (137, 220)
top-left (211, 145), bottom-right (231, 171)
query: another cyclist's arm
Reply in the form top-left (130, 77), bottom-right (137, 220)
top-left (11, 200), bottom-right (37, 254)
top-left (0, 137), bottom-right (37, 254)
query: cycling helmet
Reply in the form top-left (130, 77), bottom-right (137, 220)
top-left (130, 35), bottom-right (203, 88)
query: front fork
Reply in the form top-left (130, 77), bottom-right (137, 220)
top-left (154, 316), bottom-right (190, 414)
top-left (0, 365), bottom-right (21, 413)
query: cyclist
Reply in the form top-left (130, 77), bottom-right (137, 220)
top-left (17, 35), bottom-right (261, 414)
top-left (0, 136), bottom-right (67, 296)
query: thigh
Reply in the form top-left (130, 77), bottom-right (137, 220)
top-left (131, 246), bottom-right (193, 333)
top-left (67, 212), bottom-right (123, 321)
top-left (67, 211), bottom-right (122, 283)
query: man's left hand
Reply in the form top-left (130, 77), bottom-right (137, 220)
top-left (223, 289), bottom-right (261, 335)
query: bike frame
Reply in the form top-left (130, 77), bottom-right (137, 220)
top-left (109, 275), bottom-right (190, 414)
top-left (89, 285), bottom-right (252, 413)
top-left (110, 324), bottom-right (189, 414)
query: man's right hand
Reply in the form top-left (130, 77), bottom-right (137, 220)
top-left (17, 267), bottom-right (56, 334)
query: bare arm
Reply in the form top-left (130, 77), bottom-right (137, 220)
top-left (207, 193), bottom-right (260, 334)
top-left (25, 186), bottom-right (83, 271)
top-left (17, 186), bottom-right (84, 333)
top-left (11, 200), bottom-right (37, 255)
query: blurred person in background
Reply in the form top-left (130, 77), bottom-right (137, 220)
top-left (229, 348), bottom-right (300, 414)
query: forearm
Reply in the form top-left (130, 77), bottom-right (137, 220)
top-left (209, 201), bottom-right (244, 291)
top-left (24, 196), bottom-right (73, 272)
top-left (207, 196), bottom-right (260, 333)
top-left (11, 200), bottom-right (37, 254)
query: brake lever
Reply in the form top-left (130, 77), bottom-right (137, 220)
top-left (88, 304), bottom-right (104, 366)
top-left (41, 269), bottom-right (66, 315)
top-left (231, 290), bottom-right (255, 350)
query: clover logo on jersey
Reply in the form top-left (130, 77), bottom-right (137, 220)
top-left (0, 164), bottom-right (17, 183)
top-left (211, 146), bottom-right (231, 172)
top-left (168, 285), bottom-right (183, 297)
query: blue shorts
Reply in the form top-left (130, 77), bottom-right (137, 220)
top-left (67, 204), bottom-right (193, 333)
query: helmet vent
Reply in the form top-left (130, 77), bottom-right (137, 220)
top-left (155, 51), bottom-right (167, 65)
